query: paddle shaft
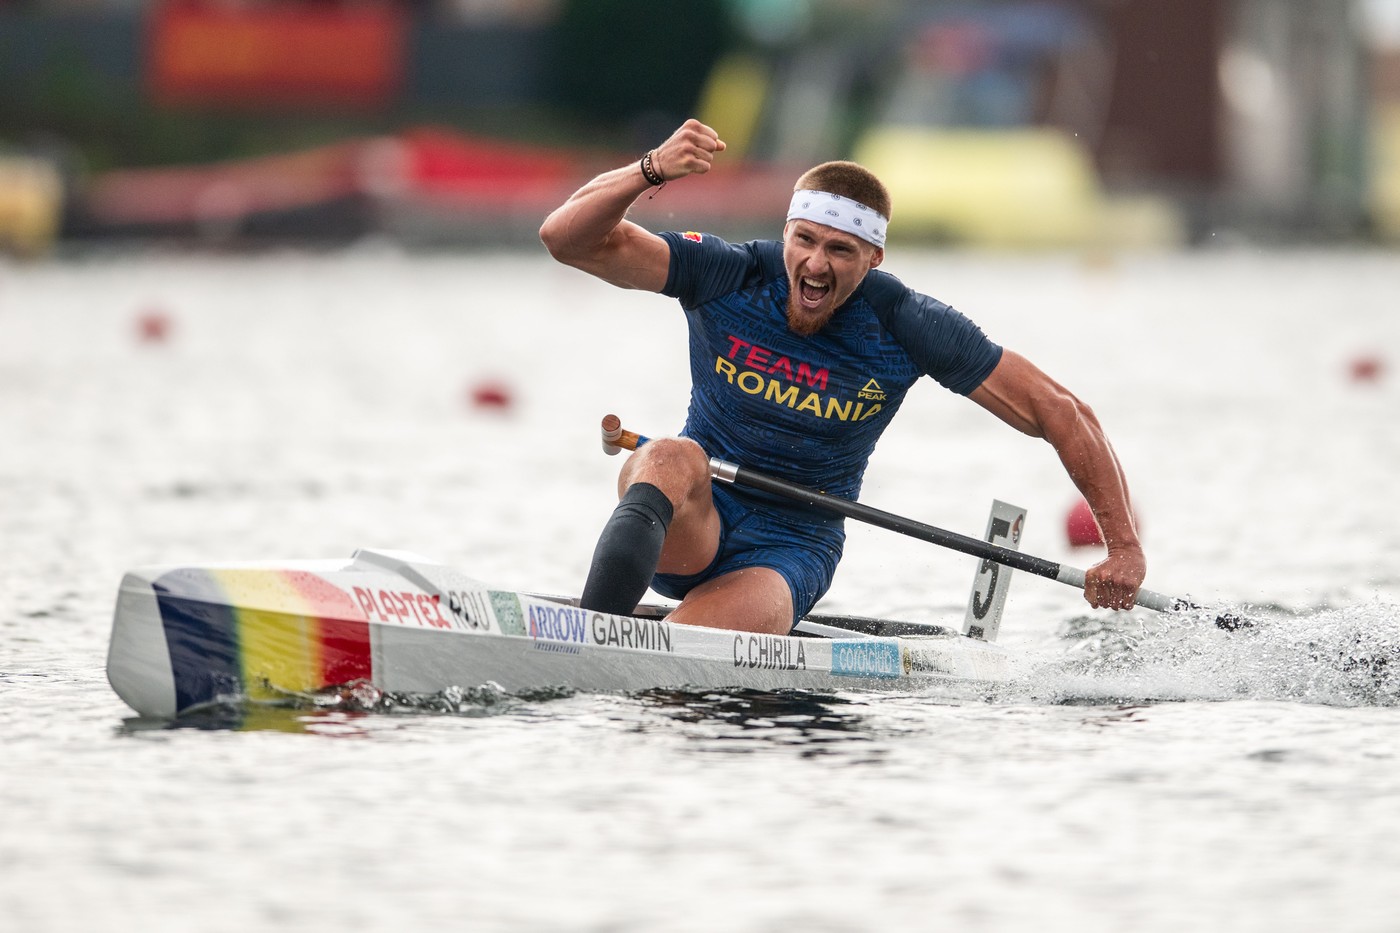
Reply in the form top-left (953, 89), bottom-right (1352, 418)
top-left (600, 416), bottom-right (1196, 617)
top-left (722, 459), bottom-right (1191, 614)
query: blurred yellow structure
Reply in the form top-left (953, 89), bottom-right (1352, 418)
top-left (0, 155), bottom-right (63, 257)
top-left (1374, 104), bottom-right (1400, 240)
top-left (697, 53), bottom-right (772, 160)
top-left (853, 127), bottom-right (1185, 249)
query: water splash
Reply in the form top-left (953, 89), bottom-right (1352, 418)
top-left (308, 679), bottom-right (578, 715)
top-left (121, 680), bottom-right (581, 732)
top-left (1001, 599), bottom-right (1400, 707)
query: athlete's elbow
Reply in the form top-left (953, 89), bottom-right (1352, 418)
top-left (538, 214), bottom-right (572, 262)
top-left (541, 228), bottom-right (606, 277)
top-left (539, 210), bottom-right (588, 264)
top-left (1035, 389), bottom-right (1099, 443)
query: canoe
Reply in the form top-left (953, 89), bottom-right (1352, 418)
top-left (106, 548), bottom-right (1012, 718)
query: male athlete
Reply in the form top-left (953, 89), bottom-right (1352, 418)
top-left (539, 119), bottom-right (1145, 634)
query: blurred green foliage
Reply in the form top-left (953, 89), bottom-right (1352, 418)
top-left (548, 0), bottom-right (735, 138)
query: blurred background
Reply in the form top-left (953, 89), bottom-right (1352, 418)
top-left (3, 0), bottom-right (1400, 256)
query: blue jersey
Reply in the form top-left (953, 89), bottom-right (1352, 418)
top-left (659, 231), bottom-right (1003, 514)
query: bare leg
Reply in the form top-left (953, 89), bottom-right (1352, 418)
top-left (666, 567), bottom-right (794, 634)
top-left (616, 437), bottom-right (721, 576)
top-left (585, 437), bottom-right (797, 633)
top-left (581, 438), bottom-right (719, 614)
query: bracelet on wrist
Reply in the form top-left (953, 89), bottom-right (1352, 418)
top-left (640, 150), bottom-right (666, 187)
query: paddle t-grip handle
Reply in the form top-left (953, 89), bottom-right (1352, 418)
top-left (601, 414), bottom-right (646, 456)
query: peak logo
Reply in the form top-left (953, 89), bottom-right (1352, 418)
top-left (682, 232), bottom-right (703, 242)
top-left (857, 379), bottom-right (886, 401)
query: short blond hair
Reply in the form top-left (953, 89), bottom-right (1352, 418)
top-left (794, 161), bottom-right (891, 220)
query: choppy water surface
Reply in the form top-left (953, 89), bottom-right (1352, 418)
top-left (3, 246), bottom-right (1399, 931)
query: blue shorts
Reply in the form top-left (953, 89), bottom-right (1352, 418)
top-left (650, 482), bottom-right (845, 628)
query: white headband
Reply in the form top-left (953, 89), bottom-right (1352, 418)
top-left (786, 189), bottom-right (888, 248)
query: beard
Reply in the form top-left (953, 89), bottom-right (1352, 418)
top-left (785, 294), bottom-right (837, 336)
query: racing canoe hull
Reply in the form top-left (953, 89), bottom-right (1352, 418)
top-left (107, 549), bottom-right (1010, 718)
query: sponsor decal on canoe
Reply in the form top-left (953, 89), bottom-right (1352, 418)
top-left (733, 634), bottom-right (807, 671)
top-left (487, 591), bottom-right (527, 636)
top-left (353, 585), bottom-right (453, 629)
top-left (527, 604), bottom-right (589, 644)
top-left (444, 588), bottom-right (494, 632)
top-left (590, 613), bottom-right (673, 652)
top-left (830, 640), bottom-right (902, 679)
top-left (532, 641), bottom-right (581, 656)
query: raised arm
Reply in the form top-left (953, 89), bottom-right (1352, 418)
top-left (539, 119), bottom-right (727, 292)
top-left (969, 350), bottom-right (1146, 610)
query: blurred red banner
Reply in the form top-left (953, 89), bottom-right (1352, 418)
top-left (147, 1), bottom-right (407, 109)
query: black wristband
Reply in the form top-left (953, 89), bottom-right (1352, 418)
top-left (640, 150), bottom-right (666, 187)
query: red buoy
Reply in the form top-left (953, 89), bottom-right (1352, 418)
top-left (467, 378), bottom-right (515, 412)
top-left (1348, 354), bottom-right (1385, 385)
top-left (1065, 498), bottom-right (1144, 547)
top-left (136, 309), bottom-right (172, 343)
top-left (1065, 498), bottom-right (1103, 548)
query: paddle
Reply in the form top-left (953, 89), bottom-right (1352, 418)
top-left (600, 415), bottom-right (1244, 630)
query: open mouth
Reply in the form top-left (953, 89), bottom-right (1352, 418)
top-left (798, 276), bottom-right (830, 308)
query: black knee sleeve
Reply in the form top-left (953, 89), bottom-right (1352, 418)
top-left (579, 482), bottom-right (675, 616)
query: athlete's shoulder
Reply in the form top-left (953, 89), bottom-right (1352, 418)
top-left (860, 267), bottom-right (951, 316)
top-left (660, 233), bottom-right (783, 307)
top-left (662, 231), bottom-right (780, 264)
top-left (861, 268), bottom-right (1002, 395)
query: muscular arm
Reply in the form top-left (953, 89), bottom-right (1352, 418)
top-left (539, 119), bottom-right (727, 292)
top-left (969, 349), bottom-right (1146, 610)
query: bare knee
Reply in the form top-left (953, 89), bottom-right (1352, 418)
top-left (618, 437), bottom-right (710, 504)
